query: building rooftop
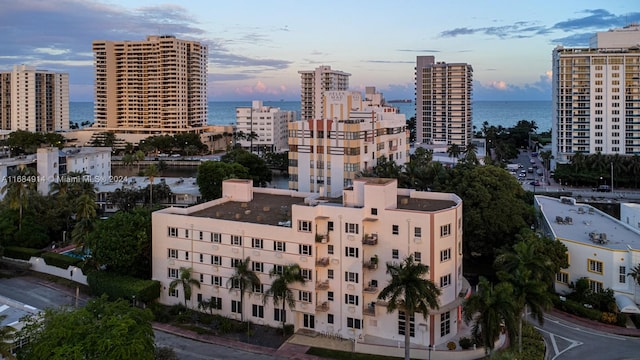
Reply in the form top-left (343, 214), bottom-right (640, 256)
top-left (95, 176), bottom-right (200, 196)
top-left (536, 195), bottom-right (640, 251)
top-left (397, 196), bottom-right (458, 212)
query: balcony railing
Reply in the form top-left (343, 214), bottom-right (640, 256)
top-left (364, 283), bottom-right (378, 293)
top-left (316, 257), bottom-right (330, 267)
top-left (363, 303), bottom-right (376, 316)
top-left (315, 234), bottom-right (329, 243)
top-left (362, 234), bottom-right (378, 245)
top-left (315, 280), bottom-right (330, 290)
top-left (316, 301), bottom-right (330, 312)
top-left (364, 258), bottom-right (379, 270)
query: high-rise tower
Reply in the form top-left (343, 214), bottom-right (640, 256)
top-left (415, 56), bottom-right (473, 148)
top-left (299, 66), bottom-right (350, 121)
top-left (92, 35), bottom-right (208, 133)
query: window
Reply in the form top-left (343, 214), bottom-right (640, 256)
top-left (211, 233), bottom-right (221, 243)
top-left (273, 264), bottom-right (284, 275)
top-left (185, 229), bottom-right (189, 238)
top-left (168, 268), bottom-right (179, 279)
top-left (345, 223), bottom-right (359, 234)
top-left (252, 238), bottom-right (263, 249)
top-left (212, 276), bottom-right (222, 286)
top-left (371, 208), bottom-right (378, 215)
top-left (252, 304), bottom-right (264, 318)
top-left (199, 254), bottom-right (204, 263)
top-left (252, 283), bottom-right (264, 294)
top-left (328, 221), bottom-right (334, 231)
top-left (168, 249), bottom-right (178, 258)
top-left (620, 266), bottom-right (626, 283)
top-left (345, 247), bottom-right (359, 258)
top-left (344, 294), bottom-right (359, 305)
top-left (168, 227), bottom-right (178, 237)
top-left (392, 249), bottom-right (399, 259)
top-left (440, 224), bottom-right (451, 237)
top-left (440, 274), bottom-right (451, 287)
top-left (274, 241), bottom-right (286, 252)
top-left (231, 235), bottom-right (242, 246)
top-left (440, 311), bottom-right (451, 337)
top-left (231, 258), bottom-right (241, 268)
top-left (414, 227), bottom-right (421, 238)
top-left (252, 261), bottom-right (264, 273)
top-left (299, 244), bottom-right (312, 256)
top-left (556, 272), bottom-right (568, 284)
top-left (184, 251), bottom-right (189, 261)
top-left (392, 225), bottom-right (399, 235)
top-left (169, 288), bottom-right (178, 297)
top-left (211, 297), bottom-right (222, 310)
top-left (345, 272), bottom-right (359, 283)
top-left (231, 300), bottom-right (242, 314)
top-left (440, 248), bottom-right (451, 262)
top-left (199, 231), bottom-right (203, 241)
top-left (303, 314), bottom-right (315, 329)
top-left (347, 317), bottom-right (362, 329)
top-left (589, 280), bottom-right (603, 293)
top-left (299, 291), bottom-right (312, 303)
top-left (328, 314), bottom-right (334, 324)
top-left (274, 309), bottom-right (286, 322)
top-left (199, 274), bottom-right (204, 283)
top-left (328, 245), bottom-right (334, 255)
top-left (588, 259), bottom-right (603, 274)
top-left (298, 220), bottom-right (312, 232)
top-left (301, 268), bottom-right (312, 281)
top-left (398, 311), bottom-right (415, 337)
top-left (414, 252), bottom-right (422, 263)
top-left (328, 291), bottom-right (334, 301)
top-left (212, 255), bottom-right (222, 266)
top-left (328, 269), bottom-right (334, 279)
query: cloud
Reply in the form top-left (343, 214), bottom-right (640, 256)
top-left (474, 71), bottom-right (551, 101)
top-left (397, 49), bottom-right (440, 53)
top-left (439, 21), bottom-right (545, 39)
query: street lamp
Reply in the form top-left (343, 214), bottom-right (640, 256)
top-left (428, 344), bottom-right (432, 360)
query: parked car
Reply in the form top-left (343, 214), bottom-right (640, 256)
top-left (529, 180), bottom-right (541, 186)
top-left (597, 185), bottom-right (611, 192)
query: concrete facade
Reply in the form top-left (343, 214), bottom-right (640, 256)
top-left (152, 178), bottom-right (465, 346)
top-left (299, 66), bottom-right (350, 121)
top-left (236, 100), bottom-right (296, 153)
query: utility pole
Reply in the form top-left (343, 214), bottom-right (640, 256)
top-left (611, 161), bottom-right (614, 192)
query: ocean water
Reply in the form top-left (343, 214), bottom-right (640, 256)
top-left (69, 100), bottom-right (552, 132)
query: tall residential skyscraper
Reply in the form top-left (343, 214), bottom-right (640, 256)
top-left (552, 24), bottom-right (640, 166)
top-left (92, 35), bottom-right (208, 133)
top-left (0, 65), bottom-right (69, 132)
top-left (415, 56), bottom-right (473, 148)
top-left (299, 65), bottom-right (350, 121)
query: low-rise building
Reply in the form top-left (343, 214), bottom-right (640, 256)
top-left (236, 101), bottom-right (295, 153)
top-left (535, 195), bottom-right (640, 312)
top-left (152, 178), bottom-right (465, 346)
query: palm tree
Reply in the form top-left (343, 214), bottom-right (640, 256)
top-left (134, 150), bottom-right (146, 174)
top-left (169, 267), bottom-right (201, 307)
top-left (494, 239), bottom-right (554, 284)
top-left (1, 166), bottom-right (38, 231)
top-left (464, 142), bottom-right (479, 165)
top-left (446, 143), bottom-right (462, 159)
top-left (377, 255), bottom-right (441, 360)
top-left (462, 277), bottom-right (518, 356)
top-left (227, 257), bottom-right (260, 323)
top-left (628, 264), bottom-right (640, 286)
top-left (263, 263), bottom-right (306, 334)
top-left (144, 164), bottom-right (159, 207)
top-left (0, 315), bottom-right (15, 360)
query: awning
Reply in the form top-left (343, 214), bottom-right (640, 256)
top-left (614, 294), bottom-right (640, 314)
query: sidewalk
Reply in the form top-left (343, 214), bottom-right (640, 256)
top-left (547, 309), bottom-right (640, 337)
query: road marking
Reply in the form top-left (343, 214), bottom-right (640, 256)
top-left (537, 327), bottom-right (582, 360)
top-left (544, 315), bottom-right (629, 340)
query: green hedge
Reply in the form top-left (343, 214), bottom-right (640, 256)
top-left (3, 247), bottom-right (43, 260)
top-left (87, 271), bottom-right (160, 303)
top-left (41, 252), bottom-right (83, 269)
top-left (554, 297), bottom-right (602, 321)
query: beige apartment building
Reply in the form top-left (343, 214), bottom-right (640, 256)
top-left (415, 56), bottom-right (473, 148)
top-left (92, 35), bottom-right (208, 133)
top-left (235, 100), bottom-right (296, 153)
top-left (152, 178), bottom-right (464, 347)
top-left (299, 66), bottom-right (350, 121)
top-left (552, 24), bottom-right (640, 166)
top-left (288, 88), bottom-right (409, 197)
top-left (0, 65), bottom-right (69, 132)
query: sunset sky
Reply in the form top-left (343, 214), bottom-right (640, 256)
top-left (1, 0), bottom-right (638, 102)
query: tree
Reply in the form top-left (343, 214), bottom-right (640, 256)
top-left (0, 315), bottom-right (15, 360)
top-left (227, 257), bottom-right (260, 324)
top-left (134, 150), bottom-right (146, 174)
top-left (377, 256), bottom-right (441, 360)
top-left (1, 166), bottom-right (38, 231)
top-left (16, 295), bottom-right (155, 360)
top-left (143, 164), bottom-right (159, 207)
top-left (222, 148), bottom-right (272, 186)
top-left (628, 264), bottom-right (640, 287)
top-left (263, 263), bottom-right (306, 333)
top-left (169, 267), bottom-right (200, 307)
top-left (70, 194), bottom-right (97, 249)
top-left (462, 277), bottom-right (518, 356)
top-left (446, 143), bottom-right (462, 159)
top-left (85, 208), bottom-right (152, 278)
top-left (196, 161), bottom-right (250, 201)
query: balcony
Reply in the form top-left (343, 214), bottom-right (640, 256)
top-left (316, 301), bottom-right (329, 312)
top-left (362, 234), bottom-right (378, 245)
top-left (315, 280), bottom-right (330, 290)
top-left (364, 256), bottom-right (379, 270)
top-left (364, 281), bottom-right (378, 293)
top-left (363, 303), bottom-right (376, 316)
top-left (316, 257), bottom-right (330, 267)
top-left (315, 234), bottom-right (329, 243)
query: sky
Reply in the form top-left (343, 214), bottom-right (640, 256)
top-left (1, 0), bottom-right (638, 102)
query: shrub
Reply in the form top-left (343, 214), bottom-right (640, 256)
top-left (41, 252), bottom-right (82, 269)
top-left (616, 313), bottom-right (629, 327)
top-left (86, 271), bottom-right (160, 302)
top-left (447, 341), bottom-right (457, 350)
top-left (218, 317), bottom-right (233, 334)
top-left (3, 246), bottom-right (42, 260)
top-left (459, 337), bottom-right (474, 349)
top-left (601, 312), bottom-right (617, 324)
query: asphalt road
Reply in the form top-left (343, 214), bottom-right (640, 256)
top-left (538, 313), bottom-right (640, 360)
